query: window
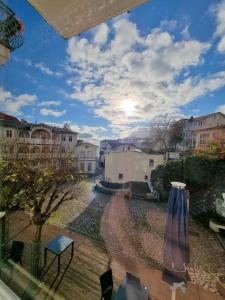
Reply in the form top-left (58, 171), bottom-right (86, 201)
top-left (6, 129), bottom-right (12, 138)
top-left (69, 136), bottom-right (72, 142)
top-left (128, 146), bottom-right (130, 150)
top-left (149, 159), bottom-right (154, 167)
top-left (85, 145), bottom-right (89, 149)
top-left (79, 151), bottom-right (85, 158)
top-left (200, 133), bottom-right (209, 145)
top-left (80, 162), bottom-right (85, 171)
top-left (88, 151), bottom-right (92, 157)
top-left (145, 175), bottom-right (148, 180)
top-left (19, 130), bottom-right (29, 138)
top-left (61, 135), bottom-right (66, 141)
top-left (88, 162), bottom-right (92, 172)
top-left (118, 173), bottom-right (123, 180)
top-left (61, 147), bottom-right (66, 153)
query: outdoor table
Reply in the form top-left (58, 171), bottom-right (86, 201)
top-left (115, 277), bottom-right (149, 300)
top-left (43, 235), bottom-right (74, 273)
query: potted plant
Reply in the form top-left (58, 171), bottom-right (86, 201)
top-left (216, 276), bottom-right (225, 298)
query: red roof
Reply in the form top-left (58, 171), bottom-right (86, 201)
top-left (0, 112), bottom-right (19, 122)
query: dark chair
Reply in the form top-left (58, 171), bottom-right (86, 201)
top-left (8, 241), bottom-right (24, 265)
top-left (0, 241), bottom-right (24, 278)
top-left (126, 272), bottom-right (141, 287)
top-left (100, 268), bottom-right (113, 300)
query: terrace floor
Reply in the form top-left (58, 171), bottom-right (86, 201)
top-left (1, 208), bottom-right (224, 300)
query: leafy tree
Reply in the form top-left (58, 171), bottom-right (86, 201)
top-left (0, 159), bottom-right (84, 278)
top-left (193, 139), bottom-right (225, 160)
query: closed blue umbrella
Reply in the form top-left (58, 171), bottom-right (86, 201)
top-left (162, 182), bottom-right (190, 299)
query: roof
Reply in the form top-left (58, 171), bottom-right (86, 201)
top-left (0, 112), bottom-right (19, 122)
top-left (77, 141), bottom-right (98, 147)
top-left (30, 123), bottom-right (78, 134)
top-left (0, 112), bottom-right (24, 128)
top-left (27, 0), bottom-right (148, 39)
top-left (182, 112), bottom-right (225, 122)
top-left (0, 112), bottom-right (78, 134)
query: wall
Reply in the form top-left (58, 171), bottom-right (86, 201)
top-left (193, 127), bottom-right (225, 149)
top-left (77, 142), bottom-right (97, 174)
top-left (105, 151), bottom-right (164, 183)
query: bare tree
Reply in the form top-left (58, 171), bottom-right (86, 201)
top-left (150, 114), bottom-right (174, 152)
top-left (149, 114), bottom-right (184, 152)
top-left (168, 120), bottom-right (184, 150)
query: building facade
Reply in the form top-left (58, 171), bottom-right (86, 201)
top-left (192, 125), bottom-right (225, 149)
top-left (0, 112), bottom-right (78, 168)
top-left (99, 139), bottom-right (136, 167)
top-left (181, 112), bottom-right (225, 150)
top-left (77, 140), bottom-right (98, 174)
top-left (104, 150), bottom-right (164, 184)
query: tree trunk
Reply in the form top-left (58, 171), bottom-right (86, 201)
top-left (31, 223), bottom-right (43, 279)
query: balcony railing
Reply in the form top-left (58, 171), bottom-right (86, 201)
top-left (18, 138), bottom-right (61, 145)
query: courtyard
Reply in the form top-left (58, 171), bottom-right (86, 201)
top-left (55, 181), bottom-right (225, 294)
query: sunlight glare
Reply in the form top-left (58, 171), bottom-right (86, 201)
top-left (120, 100), bottom-right (136, 115)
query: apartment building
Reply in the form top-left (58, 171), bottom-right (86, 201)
top-left (105, 150), bottom-right (164, 184)
top-left (181, 112), bottom-right (225, 150)
top-left (0, 112), bottom-right (78, 168)
top-left (192, 125), bottom-right (225, 149)
top-left (77, 140), bottom-right (98, 174)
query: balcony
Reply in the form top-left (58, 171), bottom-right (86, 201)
top-left (18, 138), bottom-right (61, 145)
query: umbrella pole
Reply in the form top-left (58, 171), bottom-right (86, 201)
top-left (171, 282), bottom-right (186, 300)
top-left (171, 285), bottom-right (176, 300)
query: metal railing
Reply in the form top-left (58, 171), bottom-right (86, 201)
top-left (0, 1), bottom-right (24, 51)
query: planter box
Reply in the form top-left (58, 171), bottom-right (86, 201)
top-left (216, 277), bottom-right (225, 298)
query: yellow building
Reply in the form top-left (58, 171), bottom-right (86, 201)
top-left (192, 125), bottom-right (225, 149)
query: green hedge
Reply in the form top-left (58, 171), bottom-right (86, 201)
top-left (151, 156), bottom-right (225, 200)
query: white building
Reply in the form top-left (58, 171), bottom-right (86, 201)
top-left (99, 139), bottom-right (137, 166)
top-left (0, 112), bottom-right (78, 168)
top-left (105, 150), bottom-right (164, 184)
top-left (77, 140), bottom-right (98, 174)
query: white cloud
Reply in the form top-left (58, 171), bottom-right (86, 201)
top-left (181, 24), bottom-right (191, 40)
top-left (40, 108), bottom-right (66, 117)
top-left (35, 62), bottom-right (62, 77)
top-left (38, 101), bottom-right (61, 107)
top-left (65, 17), bottom-right (217, 132)
top-left (0, 86), bottom-right (37, 115)
top-left (214, 0), bottom-right (225, 53)
top-left (24, 59), bottom-right (32, 66)
top-left (93, 23), bottom-right (109, 46)
top-left (217, 103), bottom-right (225, 113)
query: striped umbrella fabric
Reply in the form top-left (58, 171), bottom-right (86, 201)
top-left (162, 182), bottom-right (190, 288)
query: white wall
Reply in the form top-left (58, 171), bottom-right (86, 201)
top-left (77, 142), bottom-right (98, 174)
top-left (105, 151), bottom-right (164, 183)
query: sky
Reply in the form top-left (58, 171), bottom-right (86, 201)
top-left (1, 0), bottom-right (225, 144)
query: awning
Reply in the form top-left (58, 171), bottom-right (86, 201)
top-left (27, 0), bottom-right (149, 39)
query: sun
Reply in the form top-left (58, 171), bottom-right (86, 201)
top-left (120, 100), bottom-right (136, 115)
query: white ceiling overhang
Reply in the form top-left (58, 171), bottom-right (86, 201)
top-left (27, 0), bottom-right (149, 39)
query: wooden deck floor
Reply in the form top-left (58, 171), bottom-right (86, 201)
top-left (1, 211), bottom-right (223, 300)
